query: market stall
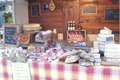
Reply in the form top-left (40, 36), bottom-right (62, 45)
top-left (0, 24), bottom-right (120, 80)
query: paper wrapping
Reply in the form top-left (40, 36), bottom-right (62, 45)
top-left (98, 34), bottom-right (114, 38)
top-left (100, 27), bottom-right (112, 34)
top-left (105, 58), bottom-right (120, 62)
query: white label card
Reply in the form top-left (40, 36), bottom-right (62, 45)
top-left (12, 63), bottom-right (31, 80)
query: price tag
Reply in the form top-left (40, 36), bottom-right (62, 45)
top-left (12, 63), bottom-right (31, 80)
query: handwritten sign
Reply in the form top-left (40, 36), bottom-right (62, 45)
top-left (5, 27), bottom-right (16, 45)
top-left (12, 63), bottom-right (31, 80)
top-left (3, 24), bottom-right (21, 46)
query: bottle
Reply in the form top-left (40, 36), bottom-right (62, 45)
top-left (68, 21), bottom-right (70, 30)
top-left (73, 21), bottom-right (75, 30)
top-left (78, 21), bottom-right (82, 30)
top-left (70, 21), bottom-right (73, 30)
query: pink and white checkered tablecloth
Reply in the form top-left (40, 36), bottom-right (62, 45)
top-left (0, 60), bottom-right (120, 80)
top-left (0, 60), bottom-right (13, 80)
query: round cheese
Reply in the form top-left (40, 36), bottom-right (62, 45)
top-left (23, 23), bottom-right (42, 33)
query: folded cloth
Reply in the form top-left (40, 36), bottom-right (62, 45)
top-left (59, 49), bottom-right (81, 59)
top-left (80, 53), bottom-right (95, 62)
top-left (65, 54), bottom-right (80, 64)
top-left (100, 27), bottom-right (112, 34)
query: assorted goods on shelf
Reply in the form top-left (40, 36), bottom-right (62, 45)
top-left (67, 20), bottom-right (85, 44)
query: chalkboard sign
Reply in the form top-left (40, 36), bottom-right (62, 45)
top-left (3, 24), bottom-right (21, 46)
top-left (31, 4), bottom-right (40, 17)
top-left (105, 9), bottom-right (119, 20)
top-left (5, 27), bottom-right (16, 45)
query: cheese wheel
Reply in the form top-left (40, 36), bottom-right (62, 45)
top-left (23, 24), bottom-right (41, 30)
top-left (23, 23), bottom-right (42, 33)
top-left (23, 23), bottom-right (40, 28)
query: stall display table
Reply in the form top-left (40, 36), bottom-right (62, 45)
top-left (0, 60), bottom-right (120, 80)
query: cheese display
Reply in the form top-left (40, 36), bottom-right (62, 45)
top-left (97, 27), bottom-right (114, 52)
top-left (22, 23), bottom-right (42, 33)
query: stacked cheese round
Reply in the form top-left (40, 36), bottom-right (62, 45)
top-left (97, 27), bottom-right (114, 52)
top-left (23, 23), bottom-right (42, 33)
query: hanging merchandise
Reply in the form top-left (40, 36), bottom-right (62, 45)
top-left (49, 0), bottom-right (56, 11)
top-left (107, 0), bottom-right (112, 2)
